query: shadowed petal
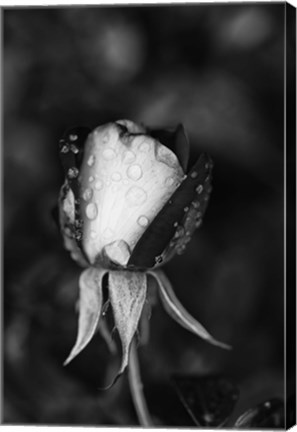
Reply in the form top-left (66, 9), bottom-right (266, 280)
top-left (149, 270), bottom-right (231, 350)
top-left (64, 267), bottom-right (106, 365)
top-left (128, 153), bottom-right (212, 269)
top-left (108, 271), bottom-right (147, 378)
top-left (150, 123), bottom-right (190, 172)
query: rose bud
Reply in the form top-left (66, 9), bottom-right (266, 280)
top-left (58, 120), bottom-right (230, 385)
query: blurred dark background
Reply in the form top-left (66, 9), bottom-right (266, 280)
top-left (3, 3), bottom-right (294, 426)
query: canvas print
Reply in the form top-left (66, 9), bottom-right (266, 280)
top-left (3, 2), bottom-right (296, 428)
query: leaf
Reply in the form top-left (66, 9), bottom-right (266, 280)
top-left (150, 270), bottom-right (231, 350)
top-left (128, 153), bottom-right (212, 268)
top-left (234, 398), bottom-right (284, 428)
top-left (64, 267), bottom-right (106, 365)
top-left (108, 271), bottom-right (147, 380)
top-left (172, 375), bottom-right (239, 427)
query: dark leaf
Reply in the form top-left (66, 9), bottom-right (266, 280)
top-left (234, 398), bottom-right (284, 429)
top-left (172, 375), bottom-right (239, 427)
top-left (128, 153), bottom-right (212, 268)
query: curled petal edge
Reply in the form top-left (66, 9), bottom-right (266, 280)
top-left (64, 267), bottom-right (107, 365)
top-left (149, 270), bottom-right (231, 350)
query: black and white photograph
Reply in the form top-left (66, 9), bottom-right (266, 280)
top-left (2, 1), bottom-right (296, 428)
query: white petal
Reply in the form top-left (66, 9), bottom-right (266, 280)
top-left (149, 270), bottom-right (231, 350)
top-left (64, 267), bottom-right (107, 365)
top-left (79, 122), bottom-right (184, 264)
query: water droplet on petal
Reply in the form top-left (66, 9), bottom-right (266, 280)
top-left (127, 164), bottom-right (143, 181)
top-left (137, 215), bottom-right (149, 227)
top-left (190, 171), bottom-right (198, 179)
top-left (192, 201), bottom-right (200, 209)
top-left (184, 206), bottom-right (189, 212)
top-left (126, 186), bottom-right (147, 207)
top-left (196, 185), bottom-right (203, 194)
top-left (70, 144), bottom-right (79, 154)
top-left (139, 141), bottom-right (150, 152)
top-left (90, 230), bottom-right (97, 239)
top-left (61, 145), bottom-right (69, 153)
top-left (112, 172), bottom-right (122, 182)
top-left (89, 176), bottom-right (94, 183)
top-left (87, 155), bottom-right (95, 166)
top-left (155, 255), bottom-right (163, 264)
top-left (173, 222), bottom-right (178, 227)
top-left (103, 148), bottom-right (116, 160)
top-left (123, 150), bottom-right (136, 164)
top-left (85, 203), bottom-right (98, 220)
top-left (195, 220), bottom-right (202, 228)
top-left (94, 180), bottom-right (103, 190)
top-left (69, 134), bottom-right (78, 141)
top-left (82, 188), bottom-right (93, 201)
top-left (67, 167), bottom-right (79, 179)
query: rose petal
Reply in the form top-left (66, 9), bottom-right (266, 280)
top-left (128, 153), bottom-right (212, 268)
top-left (150, 123), bottom-right (190, 172)
top-left (64, 267), bottom-right (106, 365)
top-left (80, 122), bottom-right (184, 264)
top-left (108, 271), bottom-right (147, 378)
top-left (149, 270), bottom-right (231, 350)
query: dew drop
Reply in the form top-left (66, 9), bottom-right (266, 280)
top-left (70, 144), bottom-right (79, 154)
top-left (195, 220), bottom-right (202, 228)
top-left (184, 206), bottom-right (189, 212)
top-left (175, 226), bottom-right (185, 238)
top-left (112, 172), bottom-right (122, 182)
top-left (94, 180), bottom-right (103, 190)
top-left (82, 188), bottom-right (93, 201)
top-left (192, 201), bottom-right (200, 209)
top-left (67, 167), bottom-right (79, 179)
top-left (89, 176), bottom-right (94, 183)
top-left (138, 215), bottom-right (149, 227)
top-left (264, 401), bottom-right (271, 409)
top-left (190, 171), bottom-right (198, 179)
top-left (103, 148), bottom-right (116, 160)
top-left (173, 222), bottom-right (178, 227)
top-left (90, 230), bottom-right (97, 239)
top-left (126, 186), bottom-right (147, 207)
top-left (165, 177), bottom-right (174, 186)
top-left (85, 203), bottom-right (98, 220)
top-left (123, 150), bottom-right (136, 164)
top-left (61, 145), bottom-right (69, 153)
top-left (139, 141), bottom-right (150, 152)
top-left (155, 255), bottom-right (163, 264)
top-left (127, 164), bottom-right (143, 181)
top-left (87, 155), bottom-right (95, 166)
top-left (69, 134), bottom-right (78, 141)
top-left (196, 185), bottom-right (203, 194)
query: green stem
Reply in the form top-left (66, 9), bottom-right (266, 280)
top-left (128, 339), bottom-right (153, 427)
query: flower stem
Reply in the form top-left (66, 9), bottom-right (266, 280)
top-left (128, 339), bottom-right (153, 427)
